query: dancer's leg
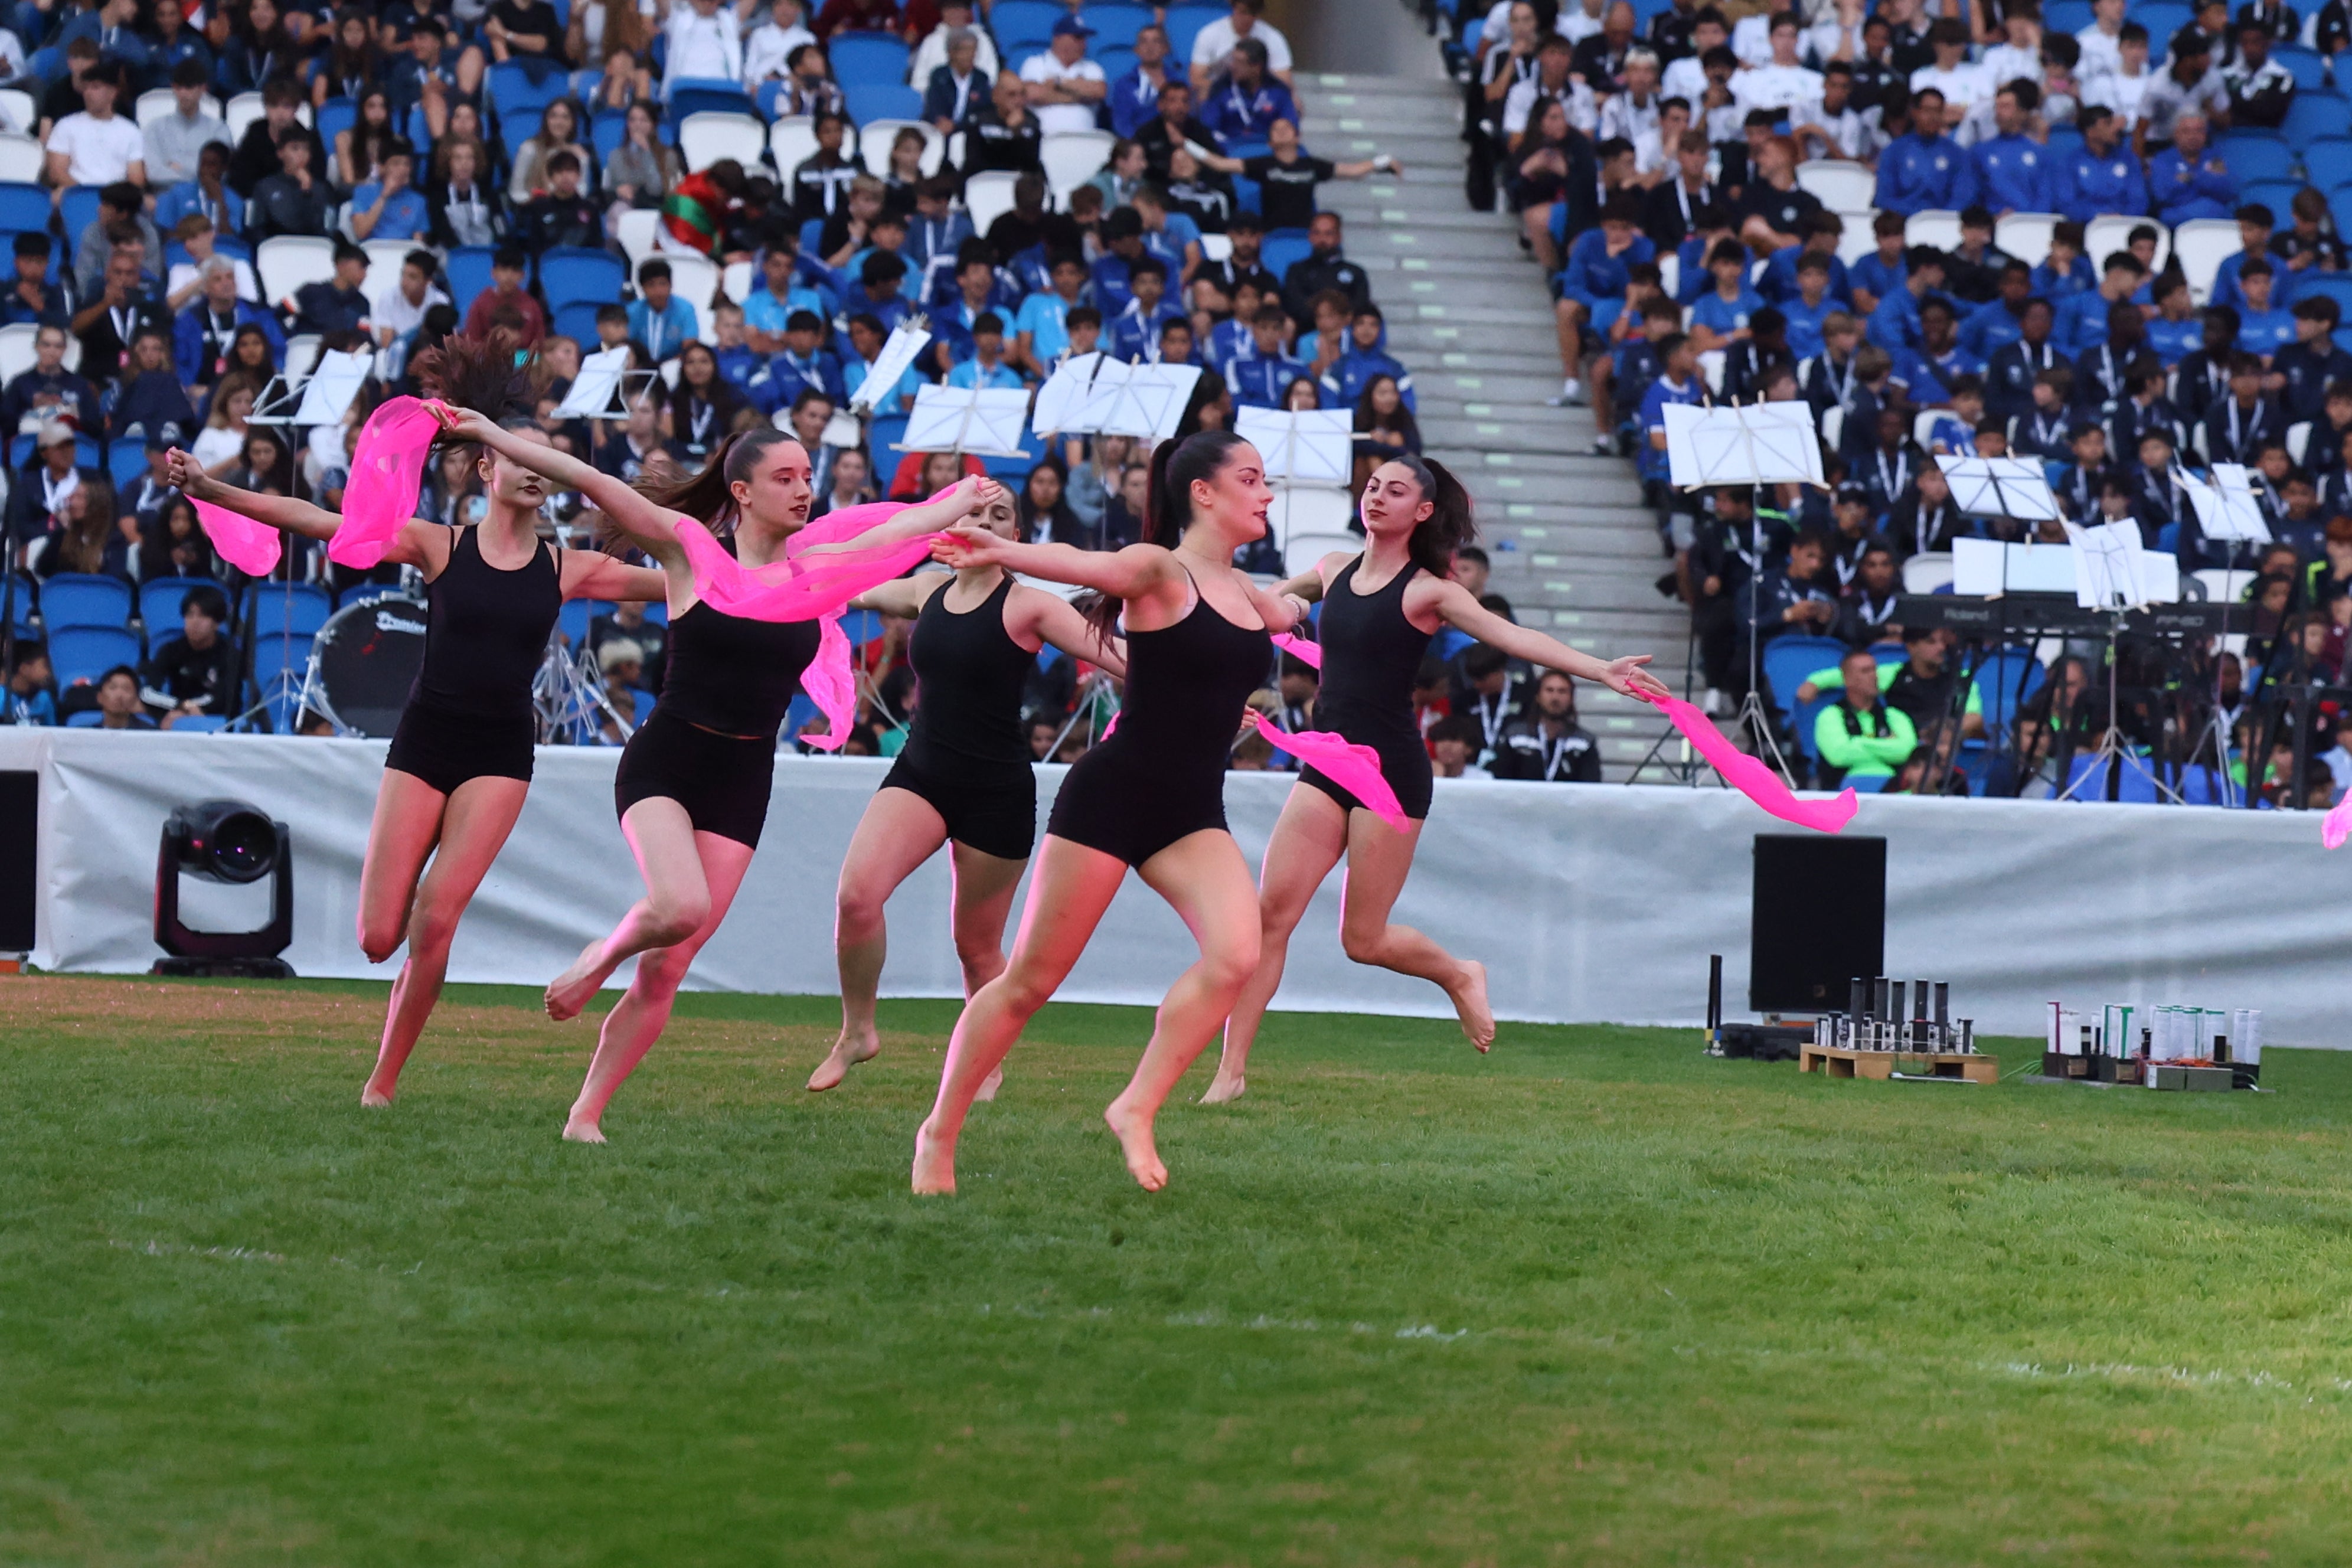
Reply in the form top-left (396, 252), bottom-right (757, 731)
top-left (912, 837), bottom-right (1126, 1194)
top-left (947, 839), bottom-right (1028, 1102)
top-left (361, 774), bottom-right (529, 1106)
top-left (1334, 811), bottom-right (1494, 1050)
top-left (565, 830), bottom-right (756, 1142)
top-left (545, 798), bottom-right (718, 1020)
top-left (809, 788), bottom-right (950, 1091)
top-left (1204, 784), bottom-right (1348, 1105)
top-left (1104, 829), bottom-right (1263, 1191)
top-left (354, 769), bottom-right (446, 964)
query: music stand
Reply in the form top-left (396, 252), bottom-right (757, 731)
top-left (2057, 522), bottom-right (2183, 802)
top-left (896, 384), bottom-right (1033, 457)
top-left (554, 347), bottom-right (658, 420)
top-left (1031, 356), bottom-right (1200, 442)
top-left (1236, 407), bottom-right (1353, 486)
top-left (1935, 454), bottom-right (2062, 522)
top-left (2170, 464), bottom-right (2268, 805)
top-left (1032, 351), bottom-right (1109, 437)
top-left (848, 317), bottom-right (933, 414)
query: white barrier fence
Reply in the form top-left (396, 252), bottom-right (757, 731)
top-left (6, 727), bottom-right (2350, 1046)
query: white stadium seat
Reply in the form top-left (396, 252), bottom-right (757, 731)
top-left (0, 89), bottom-right (32, 135)
top-left (2171, 218), bottom-right (2242, 305)
top-left (679, 112), bottom-right (767, 175)
top-left (137, 87), bottom-right (223, 127)
top-left (2085, 213), bottom-right (2166, 273)
top-left (1795, 159), bottom-right (1874, 211)
top-left (615, 208), bottom-right (661, 271)
top-left (663, 251), bottom-right (721, 344)
top-left (1832, 211), bottom-right (1877, 264)
top-left (770, 115), bottom-right (817, 179)
top-left (963, 171), bottom-right (1021, 238)
top-left (0, 133), bottom-right (42, 184)
top-left (1903, 209), bottom-right (1961, 251)
top-left (1902, 552), bottom-right (1955, 594)
top-left (0, 321), bottom-right (79, 387)
top-left (857, 119), bottom-right (946, 179)
top-left (255, 236), bottom-right (337, 308)
top-left (1283, 525), bottom-right (1361, 577)
top-left (1040, 129), bottom-right (1115, 207)
top-left (1994, 213), bottom-right (2057, 267)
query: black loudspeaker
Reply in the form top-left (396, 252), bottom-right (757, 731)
top-left (0, 770), bottom-right (32, 952)
top-left (1750, 834), bottom-right (1885, 1012)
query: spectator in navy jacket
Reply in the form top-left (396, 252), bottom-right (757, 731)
top-left (2150, 112), bottom-right (2235, 224)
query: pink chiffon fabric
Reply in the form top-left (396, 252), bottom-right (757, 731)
top-left (328, 397), bottom-right (440, 569)
top-left (191, 496), bottom-right (282, 577)
top-left (1270, 631), bottom-right (1322, 669)
top-left (2324, 795), bottom-right (2352, 849)
top-left (1640, 691), bottom-right (1858, 834)
top-left (1249, 710), bottom-right (1411, 832)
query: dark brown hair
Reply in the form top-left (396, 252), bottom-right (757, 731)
top-left (1383, 454), bottom-right (1476, 579)
top-left (636, 425), bottom-right (798, 533)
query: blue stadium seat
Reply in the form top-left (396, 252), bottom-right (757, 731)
top-left (558, 597), bottom-right (607, 645)
top-left (1760, 634), bottom-right (1847, 721)
top-left (2215, 135), bottom-right (2293, 184)
top-left (541, 246), bottom-right (626, 311)
top-left (2329, 185), bottom-right (2352, 240)
top-left (250, 583), bottom-right (332, 637)
top-left (2064, 752), bottom-right (2162, 802)
top-left (1844, 771), bottom-right (1891, 794)
top-left (843, 83), bottom-right (922, 125)
top-left (0, 183), bottom-right (48, 234)
top-left (1792, 691), bottom-right (1833, 760)
top-left (491, 60), bottom-right (569, 129)
top-left (27, 44), bottom-right (61, 83)
top-left (107, 442), bottom-right (148, 488)
top-left (2306, 134), bottom-right (2352, 188)
top-left (2283, 90), bottom-right (2352, 148)
top-left (38, 573), bottom-right (131, 631)
top-left (829, 34), bottom-right (910, 87)
top-left (665, 77), bottom-right (754, 122)
top-left (2177, 764), bottom-right (2229, 804)
top-left (1968, 647), bottom-right (2044, 732)
top-left (249, 630), bottom-right (314, 685)
top-left (170, 714), bottom-right (228, 733)
top-left (991, 0), bottom-right (1064, 46)
top-left (445, 246), bottom-right (497, 306)
top-left (1097, 45), bottom-right (1138, 81)
top-left (592, 109), bottom-right (629, 164)
top-left (1162, 4), bottom-right (1225, 61)
top-left (868, 413), bottom-right (909, 458)
top-left (1083, 7), bottom-right (1150, 48)
top-left (2277, 47), bottom-right (2329, 93)
top-left (64, 708), bottom-right (103, 726)
top-left (2335, 324), bottom-right (2352, 357)
top-left (552, 301), bottom-right (604, 344)
top-left (2156, 520), bottom-right (2181, 552)
top-left (1004, 45), bottom-right (1046, 74)
top-left (2136, 3), bottom-right (2194, 44)
top-left (839, 607), bottom-right (881, 646)
top-left (316, 96), bottom-right (355, 152)
top-left (2043, 0), bottom-right (2092, 29)
top-left (2, 573), bottom-right (36, 636)
top-left (1631, 0), bottom-right (1678, 20)
top-left (48, 625), bottom-right (139, 685)
top-left (7, 433), bottom-right (100, 469)
top-left (2239, 179), bottom-right (2305, 220)
top-left (1261, 227), bottom-right (1313, 281)
top-left (2294, 272), bottom-right (2352, 316)
top-left (138, 576), bottom-right (219, 631)
top-left (58, 186), bottom-right (101, 258)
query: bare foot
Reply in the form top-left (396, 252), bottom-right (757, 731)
top-left (1449, 960), bottom-right (1495, 1052)
top-left (911, 1121), bottom-right (956, 1195)
top-left (806, 1027), bottom-right (880, 1092)
top-left (974, 1065), bottom-right (1004, 1102)
top-left (1198, 1070), bottom-right (1246, 1105)
top-left (561, 1114), bottom-right (606, 1144)
top-left (360, 1083), bottom-right (394, 1108)
top-left (1103, 1095), bottom-right (1167, 1192)
top-left (543, 939), bottom-right (609, 1022)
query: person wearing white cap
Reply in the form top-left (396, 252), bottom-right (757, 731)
top-left (1019, 15), bottom-right (1108, 137)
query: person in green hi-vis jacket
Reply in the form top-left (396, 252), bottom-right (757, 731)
top-left (1813, 647), bottom-right (1919, 787)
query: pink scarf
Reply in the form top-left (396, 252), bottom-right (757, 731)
top-left (191, 496), bottom-right (282, 577)
top-left (1270, 631), bottom-right (1321, 669)
top-left (328, 396), bottom-right (440, 569)
top-left (1640, 691), bottom-right (1858, 833)
top-left (2324, 793), bottom-right (2352, 848)
top-left (1250, 710), bottom-right (1411, 832)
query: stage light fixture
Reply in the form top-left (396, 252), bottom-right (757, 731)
top-left (152, 799), bottom-right (295, 978)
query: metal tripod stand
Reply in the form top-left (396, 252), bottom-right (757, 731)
top-left (2055, 609), bottom-right (2181, 803)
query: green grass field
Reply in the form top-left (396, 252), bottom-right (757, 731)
top-left (7, 975), bottom-right (2352, 1565)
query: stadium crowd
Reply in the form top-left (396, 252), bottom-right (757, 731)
top-left (1458, 0), bottom-right (2352, 801)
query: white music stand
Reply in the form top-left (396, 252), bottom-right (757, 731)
top-left (849, 316), bottom-right (934, 414)
top-left (1030, 355), bottom-right (1200, 441)
top-left (1032, 351), bottom-right (1109, 436)
top-left (2175, 462), bottom-right (2273, 545)
top-left (896, 384), bottom-right (1033, 457)
top-left (250, 348), bottom-right (371, 429)
top-left (1661, 400), bottom-right (1824, 488)
top-left (554, 346), bottom-right (657, 420)
top-left (2073, 521), bottom-right (2161, 610)
top-left (1236, 407), bottom-right (1353, 486)
top-left (1936, 453), bottom-right (2062, 522)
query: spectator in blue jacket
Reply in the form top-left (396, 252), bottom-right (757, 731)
top-left (1972, 80), bottom-right (2057, 214)
top-left (1552, 194), bottom-right (1655, 404)
top-left (1107, 24), bottom-right (1175, 138)
top-left (1760, 213), bottom-right (1853, 308)
top-left (1685, 237), bottom-right (1760, 353)
top-left (172, 254), bottom-right (281, 388)
top-left (1104, 257), bottom-right (1185, 362)
top-left (1224, 303), bottom-right (1307, 408)
top-left (2150, 112), bottom-right (2235, 224)
top-left (2211, 204), bottom-right (2290, 313)
top-left (626, 259), bottom-right (701, 363)
top-left (945, 314), bottom-right (1027, 389)
top-left (2234, 257), bottom-right (2299, 361)
top-left (1866, 247), bottom-right (1948, 352)
top-left (1198, 38), bottom-right (1298, 142)
top-left (1873, 89), bottom-right (1978, 215)
top-left (2028, 224), bottom-right (2095, 303)
top-left (768, 311), bottom-right (846, 404)
top-left (1958, 263), bottom-right (2036, 360)
top-left (1322, 303), bottom-right (1415, 412)
top-left (2145, 275), bottom-right (2206, 365)
top-left (2055, 251), bottom-right (2150, 355)
top-left (1637, 331), bottom-right (1704, 486)
top-left (1848, 213), bottom-right (1907, 317)
top-left (2057, 107), bottom-right (2148, 222)
top-left (1089, 207), bottom-right (1147, 317)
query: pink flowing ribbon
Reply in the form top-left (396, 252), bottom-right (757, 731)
top-left (1271, 631), bottom-right (1321, 669)
top-left (1250, 710), bottom-right (1411, 832)
top-left (2324, 794), bottom-right (2352, 848)
top-left (799, 615), bottom-right (856, 753)
top-left (1639, 691), bottom-right (1858, 834)
top-left (673, 517), bottom-right (943, 623)
top-left (329, 396), bottom-right (440, 569)
top-left (191, 495), bottom-right (282, 577)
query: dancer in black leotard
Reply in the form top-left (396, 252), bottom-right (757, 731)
top-left (1202, 456), bottom-right (1670, 1103)
top-left (912, 430), bottom-right (1312, 1195)
top-left (438, 410), bottom-right (999, 1141)
top-left (166, 331), bottom-right (666, 1108)
top-left (808, 483), bottom-right (1126, 1095)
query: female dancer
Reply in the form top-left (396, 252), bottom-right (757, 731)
top-left (806, 484), bottom-right (1126, 1095)
top-left (912, 429), bottom-right (1308, 1195)
top-left (165, 330), bottom-right (669, 1107)
top-left (433, 410), bottom-right (1002, 1142)
top-left (1200, 456), bottom-right (1670, 1104)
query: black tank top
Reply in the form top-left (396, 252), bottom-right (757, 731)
top-left (1312, 556), bottom-right (1430, 743)
top-left (903, 572), bottom-right (1034, 767)
top-left (661, 537), bottom-right (824, 737)
top-left (1116, 575), bottom-right (1270, 777)
top-left (412, 524), bottom-right (562, 721)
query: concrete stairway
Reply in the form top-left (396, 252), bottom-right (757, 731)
top-left (1295, 66), bottom-right (1697, 779)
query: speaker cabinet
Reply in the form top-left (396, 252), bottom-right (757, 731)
top-left (1750, 834), bottom-right (1885, 1013)
top-left (0, 769), bottom-right (33, 952)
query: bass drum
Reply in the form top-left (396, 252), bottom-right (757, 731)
top-left (310, 595), bottom-right (428, 737)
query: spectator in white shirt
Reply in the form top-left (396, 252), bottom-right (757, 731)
top-left (1979, 9), bottom-right (2045, 93)
top-left (1729, 11), bottom-right (1777, 67)
top-left (1731, 12), bottom-right (1824, 113)
top-left (662, 0), bottom-right (743, 99)
top-left (1190, 0), bottom-right (1293, 94)
top-left (1557, 0), bottom-right (1607, 45)
top-left (908, 0), bottom-right (997, 87)
top-left (1506, 34), bottom-right (1596, 140)
top-left (1632, 96), bottom-right (1691, 180)
top-left (740, 0), bottom-right (814, 94)
top-left (2076, 0), bottom-right (2127, 79)
top-left (1909, 19), bottom-right (1993, 115)
top-left (1805, 0), bottom-right (1868, 77)
top-left (2085, 22), bottom-right (2155, 128)
top-left (1661, 8), bottom-right (1729, 102)
top-left (1020, 16), bottom-right (1109, 137)
top-left (1597, 50), bottom-right (1665, 143)
top-left (45, 61), bottom-right (144, 190)
top-left (1791, 60), bottom-right (1883, 161)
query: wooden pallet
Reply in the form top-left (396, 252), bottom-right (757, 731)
top-left (1799, 1043), bottom-right (2000, 1083)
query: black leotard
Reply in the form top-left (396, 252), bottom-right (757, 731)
top-left (1299, 556), bottom-right (1436, 821)
top-left (613, 543), bottom-right (824, 848)
top-left (383, 524), bottom-right (561, 794)
top-left (1048, 573), bottom-right (1270, 866)
top-left (880, 573), bottom-right (1040, 860)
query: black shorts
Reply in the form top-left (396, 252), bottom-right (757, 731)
top-left (1047, 733), bottom-right (1227, 867)
top-left (384, 700), bottom-right (537, 795)
top-left (613, 707), bottom-right (777, 849)
top-left (1298, 723), bottom-right (1435, 822)
top-left (880, 748), bottom-right (1037, 861)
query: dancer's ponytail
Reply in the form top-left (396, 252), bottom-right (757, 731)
top-left (636, 426), bottom-right (795, 532)
top-left (1084, 429), bottom-right (1253, 636)
top-left (1390, 454), bottom-right (1476, 579)
top-left (410, 327), bottom-right (551, 443)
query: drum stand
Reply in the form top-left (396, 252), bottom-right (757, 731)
top-left (2055, 611), bottom-right (2183, 803)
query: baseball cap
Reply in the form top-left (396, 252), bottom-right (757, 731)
top-left (1051, 14), bottom-right (1095, 37)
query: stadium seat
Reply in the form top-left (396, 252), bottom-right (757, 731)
top-left (2064, 753), bottom-right (2162, 803)
top-left (47, 625), bottom-right (139, 685)
top-left (1903, 208), bottom-right (1962, 251)
top-left (590, 108), bottom-right (629, 165)
top-left (2136, 2), bottom-right (2194, 42)
top-left (107, 442), bottom-right (148, 488)
top-left (991, 0), bottom-right (1064, 46)
top-left (0, 135), bottom-right (40, 184)
top-left (552, 300), bottom-right (604, 343)
top-left (829, 34), bottom-right (910, 87)
top-left (1162, 4), bottom-right (1224, 61)
top-left (963, 170), bottom-right (1021, 237)
top-left (8, 432), bottom-right (99, 468)
top-left (1994, 213), bottom-right (2057, 267)
top-left (444, 246), bottom-right (497, 306)
top-left (250, 583), bottom-right (332, 638)
top-left (1902, 553), bottom-right (1954, 593)
top-left (665, 77), bottom-right (754, 122)
top-left (1795, 159), bottom-right (1873, 211)
top-left (1261, 227), bottom-right (1313, 281)
top-left (557, 597), bottom-right (606, 646)
top-left (2307, 134), bottom-right (2352, 190)
top-left (1084, 7), bottom-right (1150, 48)
top-left (540, 246), bottom-right (627, 312)
top-left (2213, 135), bottom-right (2292, 184)
top-left (170, 714), bottom-right (228, 733)
top-left (770, 115), bottom-right (819, 179)
top-left (249, 630), bottom-right (314, 685)
top-left (1097, 45), bottom-right (1138, 81)
top-left (2276, 46), bottom-right (2329, 93)
top-left (491, 60), bottom-right (569, 128)
top-left (1968, 648), bottom-right (2044, 731)
top-left (1760, 635), bottom-right (1845, 720)
top-left (316, 94), bottom-right (355, 151)
top-left (842, 83), bottom-right (923, 126)
top-left (2240, 179), bottom-right (2306, 221)
top-left (2171, 219), bottom-right (2245, 305)
top-left (1267, 487), bottom-right (1352, 556)
top-left (38, 573), bottom-right (131, 631)
top-left (867, 413), bottom-right (909, 457)
top-left (2283, 92), bottom-right (2352, 149)
top-left (2177, 764), bottom-right (2229, 805)
top-left (64, 708), bottom-right (103, 726)
top-left (1041, 129), bottom-right (1116, 202)
top-left (2044, 0), bottom-right (2092, 28)
top-left (678, 110), bottom-right (766, 174)
top-left (58, 185), bottom-right (100, 253)
top-left (2, 573), bottom-right (34, 636)
top-left (1844, 771), bottom-right (1890, 794)
top-left (0, 181), bottom-right (46, 234)
top-left (255, 234), bottom-right (338, 307)
top-left (2295, 272), bottom-right (2352, 318)
top-left (2085, 214), bottom-right (2166, 273)
top-left (857, 119), bottom-right (946, 178)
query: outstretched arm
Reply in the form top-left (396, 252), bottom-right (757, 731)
top-left (1017, 586), bottom-right (1128, 678)
top-left (932, 528), bottom-right (1184, 603)
top-left (433, 403), bottom-right (688, 561)
top-left (560, 551), bottom-right (674, 603)
top-left (1239, 571), bottom-right (1310, 635)
top-left (166, 447), bottom-right (435, 563)
top-left (1426, 579), bottom-right (1671, 698)
top-left (1276, 549), bottom-right (1353, 602)
top-left (847, 571), bottom-right (947, 618)
top-left (796, 475), bottom-right (1000, 555)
